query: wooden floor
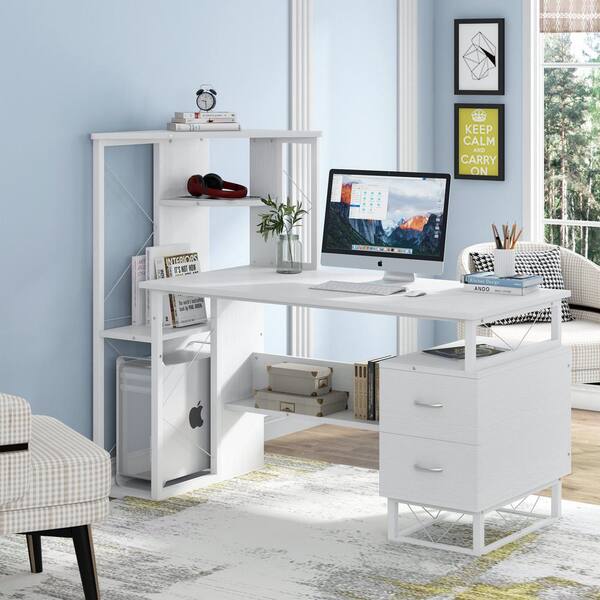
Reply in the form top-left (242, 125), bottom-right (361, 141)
top-left (266, 409), bottom-right (600, 506)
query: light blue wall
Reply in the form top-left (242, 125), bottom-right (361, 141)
top-left (432, 0), bottom-right (524, 342)
top-left (0, 0), bottom-right (289, 440)
top-left (0, 0), bottom-right (525, 440)
top-left (311, 0), bottom-right (400, 362)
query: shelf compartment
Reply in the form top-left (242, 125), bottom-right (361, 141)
top-left (226, 398), bottom-right (379, 432)
top-left (102, 322), bottom-right (211, 343)
top-left (161, 196), bottom-right (263, 208)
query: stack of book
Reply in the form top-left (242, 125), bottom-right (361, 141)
top-left (167, 111), bottom-right (240, 132)
top-left (354, 355), bottom-right (394, 421)
top-left (463, 272), bottom-right (543, 296)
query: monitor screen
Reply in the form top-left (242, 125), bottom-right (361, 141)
top-left (322, 170), bottom-right (450, 262)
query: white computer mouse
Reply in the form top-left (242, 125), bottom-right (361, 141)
top-left (404, 289), bottom-right (426, 297)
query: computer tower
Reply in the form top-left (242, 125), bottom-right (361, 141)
top-left (116, 351), bottom-right (211, 486)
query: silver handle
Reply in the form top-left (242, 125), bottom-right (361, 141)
top-left (414, 399), bottom-right (444, 409)
top-left (414, 464), bottom-right (444, 473)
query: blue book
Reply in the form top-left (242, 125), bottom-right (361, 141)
top-left (463, 272), bottom-right (543, 288)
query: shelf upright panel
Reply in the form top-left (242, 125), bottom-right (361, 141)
top-left (211, 297), bottom-right (265, 479)
top-left (92, 139), bottom-right (106, 448)
top-left (153, 137), bottom-right (211, 270)
top-left (248, 135), bottom-right (320, 270)
top-left (248, 138), bottom-right (285, 268)
top-left (150, 137), bottom-right (212, 498)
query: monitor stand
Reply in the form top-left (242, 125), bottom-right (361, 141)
top-left (377, 271), bottom-right (415, 285)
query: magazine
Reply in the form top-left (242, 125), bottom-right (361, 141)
top-left (423, 344), bottom-right (507, 360)
top-left (163, 252), bottom-right (207, 327)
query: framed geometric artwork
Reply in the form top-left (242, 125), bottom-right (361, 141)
top-left (454, 103), bottom-right (505, 181)
top-left (454, 18), bottom-right (505, 95)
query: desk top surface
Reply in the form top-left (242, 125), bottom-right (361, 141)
top-left (139, 266), bottom-right (570, 322)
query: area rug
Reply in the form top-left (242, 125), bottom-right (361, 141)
top-left (1, 454), bottom-right (599, 599)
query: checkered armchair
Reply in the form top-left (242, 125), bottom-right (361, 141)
top-left (458, 242), bottom-right (600, 384)
top-left (0, 393), bottom-right (111, 599)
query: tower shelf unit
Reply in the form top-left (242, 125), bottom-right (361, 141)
top-left (92, 128), bottom-right (321, 499)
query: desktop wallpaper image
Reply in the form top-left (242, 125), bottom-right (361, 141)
top-left (324, 175), bottom-right (446, 258)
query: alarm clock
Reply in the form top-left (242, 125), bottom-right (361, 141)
top-left (196, 86), bottom-right (217, 111)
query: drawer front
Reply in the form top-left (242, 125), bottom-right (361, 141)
top-left (380, 369), bottom-right (478, 444)
top-left (379, 433), bottom-right (479, 512)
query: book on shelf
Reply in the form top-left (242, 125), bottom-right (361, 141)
top-left (131, 255), bottom-right (147, 326)
top-left (172, 115), bottom-right (237, 124)
top-left (353, 363), bottom-right (368, 420)
top-left (167, 122), bottom-right (240, 132)
top-left (162, 252), bottom-right (207, 327)
top-left (463, 283), bottom-right (539, 296)
top-left (145, 243), bottom-right (190, 326)
top-left (174, 111), bottom-right (236, 120)
top-left (463, 272), bottom-right (543, 288)
top-left (367, 356), bottom-right (393, 421)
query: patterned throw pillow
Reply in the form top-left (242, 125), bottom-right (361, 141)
top-left (469, 247), bottom-right (573, 325)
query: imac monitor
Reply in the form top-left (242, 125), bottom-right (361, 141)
top-left (321, 169), bottom-right (451, 283)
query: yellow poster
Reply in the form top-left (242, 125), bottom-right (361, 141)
top-left (455, 104), bottom-right (504, 181)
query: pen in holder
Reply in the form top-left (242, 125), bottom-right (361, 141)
top-left (494, 248), bottom-right (516, 277)
top-left (491, 222), bottom-right (521, 277)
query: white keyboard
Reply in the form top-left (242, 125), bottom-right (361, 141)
top-left (311, 280), bottom-right (407, 296)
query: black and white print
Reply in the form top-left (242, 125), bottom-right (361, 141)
top-left (455, 18), bottom-right (505, 95)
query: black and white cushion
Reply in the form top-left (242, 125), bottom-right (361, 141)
top-left (469, 247), bottom-right (573, 325)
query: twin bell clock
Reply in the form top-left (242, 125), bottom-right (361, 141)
top-left (196, 85), bottom-right (217, 111)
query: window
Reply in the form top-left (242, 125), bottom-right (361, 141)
top-left (541, 1), bottom-right (600, 261)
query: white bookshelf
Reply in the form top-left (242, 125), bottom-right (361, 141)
top-left (92, 128), bottom-right (321, 499)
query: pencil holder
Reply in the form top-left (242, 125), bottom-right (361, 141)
top-left (494, 249), bottom-right (516, 277)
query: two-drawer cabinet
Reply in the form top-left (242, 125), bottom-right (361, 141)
top-left (379, 344), bottom-right (571, 519)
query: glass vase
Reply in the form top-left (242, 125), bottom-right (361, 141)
top-left (276, 234), bottom-right (303, 274)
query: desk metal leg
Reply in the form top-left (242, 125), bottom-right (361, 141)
top-left (472, 512), bottom-right (485, 555)
top-left (551, 480), bottom-right (562, 518)
top-left (551, 301), bottom-right (562, 343)
top-left (464, 321), bottom-right (477, 371)
top-left (150, 290), bottom-right (165, 500)
top-left (387, 498), bottom-right (398, 540)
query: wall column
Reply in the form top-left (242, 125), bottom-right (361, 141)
top-left (396, 0), bottom-right (420, 354)
top-left (289, 0), bottom-right (313, 357)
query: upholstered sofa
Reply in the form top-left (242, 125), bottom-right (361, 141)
top-left (0, 393), bottom-right (111, 599)
top-left (457, 242), bottom-right (600, 384)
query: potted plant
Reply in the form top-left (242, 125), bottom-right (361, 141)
top-left (257, 195), bottom-right (308, 274)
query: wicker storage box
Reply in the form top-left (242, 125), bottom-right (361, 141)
top-left (254, 388), bottom-right (348, 417)
top-left (267, 362), bottom-right (332, 396)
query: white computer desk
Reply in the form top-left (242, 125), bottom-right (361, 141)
top-left (134, 266), bottom-right (570, 501)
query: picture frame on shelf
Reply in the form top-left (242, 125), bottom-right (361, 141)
top-left (455, 18), bottom-right (505, 95)
top-left (454, 103), bottom-right (505, 181)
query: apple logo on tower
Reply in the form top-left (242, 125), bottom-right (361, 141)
top-left (189, 401), bottom-right (204, 429)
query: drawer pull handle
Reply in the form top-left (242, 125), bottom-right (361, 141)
top-left (414, 464), bottom-right (444, 473)
top-left (414, 400), bottom-right (444, 409)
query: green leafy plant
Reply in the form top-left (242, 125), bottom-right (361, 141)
top-left (256, 195), bottom-right (308, 241)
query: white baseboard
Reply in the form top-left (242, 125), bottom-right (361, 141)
top-left (572, 384), bottom-right (600, 412)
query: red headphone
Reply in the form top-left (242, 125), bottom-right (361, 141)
top-left (187, 173), bottom-right (248, 199)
